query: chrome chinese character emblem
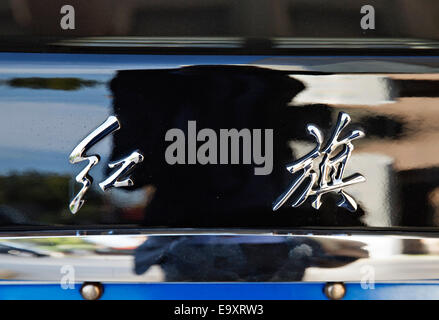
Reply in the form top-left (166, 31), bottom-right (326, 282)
top-left (69, 115), bottom-right (144, 214)
top-left (273, 112), bottom-right (365, 212)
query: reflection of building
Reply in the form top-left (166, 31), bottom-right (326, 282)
top-left (285, 72), bottom-right (439, 227)
top-left (351, 74), bottom-right (439, 227)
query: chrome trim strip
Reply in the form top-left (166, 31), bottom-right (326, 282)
top-left (0, 233), bottom-right (438, 283)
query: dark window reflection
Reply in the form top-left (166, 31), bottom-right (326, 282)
top-left (134, 235), bottom-right (368, 281)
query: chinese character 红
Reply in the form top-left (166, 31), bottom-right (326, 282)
top-left (69, 116), bottom-right (144, 214)
top-left (273, 112), bottom-right (365, 212)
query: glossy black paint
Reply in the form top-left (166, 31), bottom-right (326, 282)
top-left (0, 52), bottom-right (438, 231)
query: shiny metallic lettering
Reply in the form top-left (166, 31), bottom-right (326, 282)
top-left (69, 115), bottom-right (143, 214)
top-left (273, 112), bottom-right (365, 212)
top-left (99, 150), bottom-right (144, 191)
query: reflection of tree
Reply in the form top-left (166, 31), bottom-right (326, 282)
top-left (3, 77), bottom-right (101, 91)
top-left (0, 172), bottom-right (104, 225)
top-left (9, 237), bottom-right (97, 253)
